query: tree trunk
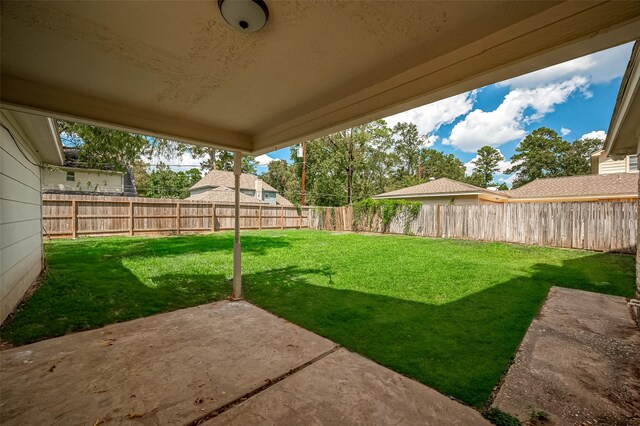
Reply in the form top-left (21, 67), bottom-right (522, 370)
top-left (346, 131), bottom-right (354, 205)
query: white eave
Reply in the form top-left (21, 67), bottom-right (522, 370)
top-left (604, 41), bottom-right (640, 158)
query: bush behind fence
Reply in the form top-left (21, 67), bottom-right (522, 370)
top-left (308, 202), bottom-right (638, 254)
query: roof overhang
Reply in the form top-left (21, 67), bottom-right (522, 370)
top-left (1, 108), bottom-right (64, 165)
top-left (49, 166), bottom-right (124, 175)
top-left (604, 41), bottom-right (640, 158)
top-left (2, 2), bottom-right (640, 155)
top-left (507, 194), bottom-right (639, 202)
top-left (374, 192), bottom-right (509, 200)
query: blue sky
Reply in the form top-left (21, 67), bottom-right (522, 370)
top-left (255, 42), bottom-right (633, 187)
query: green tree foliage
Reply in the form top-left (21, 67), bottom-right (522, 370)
top-left (261, 159), bottom-right (299, 203)
top-left (560, 137), bottom-right (603, 176)
top-left (190, 146), bottom-right (258, 174)
top-left (507, 127), bottom-right (568, 188)
top-left (507, 127), bottom-right (603, 188)
top-left (289, 121), bottom-right (392, 206)
top-left (145, 166), bottom-right (201, 199)
top-left (418, 149), bottom-right (466, 181)
top-left (390, 122), bottom-right (426, 177)
top-left (468, 146), bottom-right (504, 188)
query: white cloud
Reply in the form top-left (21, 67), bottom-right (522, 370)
top-left (148, 150), bottom-right (203, 172)
top-left (384, 91), bottom-right (476, 137)
top-left (580, 130), bottom-right (607, 140)
top-left (443, 77), bottom-right (588, 152)
top-left (255, 154), bottom-right (275, 166)
top-left (497, 43), bottom-right (633, 89)
top-left (560, 127), bottom-right (571, 136)
top-left (498, 174), bottom-right (516, 186)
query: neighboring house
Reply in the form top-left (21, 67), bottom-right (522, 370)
top-left (188, 170), bottom-right (293, 206)
top-left (1, 109), bottom-right (64, 324)
top-left (42, 148), bottom-right (137, 197)
top-left (374, 178), bottom-right (509, 205)
top-left (501, 173), bottom-right (639, 202)
top-left (375, 174), bottom-right (639, 206)
top-left (603, 41), bottom-right (639, 324)
top-left (590, 150), bottom-right (638, 174)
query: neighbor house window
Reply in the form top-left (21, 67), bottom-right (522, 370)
top-left (629, 156), bottom-right (638, 172)
top-left (66, 172), bottom-right (75, 182)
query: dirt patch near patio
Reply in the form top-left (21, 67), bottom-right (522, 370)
top-left (493, 287), bottom-right (640, 425)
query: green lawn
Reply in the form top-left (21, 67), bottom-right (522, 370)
top-left (1, 230), bottom-right (634, 407)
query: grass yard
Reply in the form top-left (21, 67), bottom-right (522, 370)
top-left (1, 230), bottom-right (634, 407)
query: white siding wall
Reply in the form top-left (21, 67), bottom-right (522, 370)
top-left (389, 195), bottom-right (481, 206)
top-left (42, 168), bottom-right (123, 193)
top-left (0, 126), bottom-right (43, 324)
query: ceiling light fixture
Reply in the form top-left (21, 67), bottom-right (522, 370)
top-left (218, 0), bottom-right (269, 32)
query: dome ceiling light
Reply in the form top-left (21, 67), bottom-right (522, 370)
top-left (218, 0), bottom-right (269, 32)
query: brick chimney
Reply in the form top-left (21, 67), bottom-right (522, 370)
top-left (255, 179), bottom-right (263, 201)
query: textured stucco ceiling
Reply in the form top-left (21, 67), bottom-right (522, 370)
top-left (2, 1), bottom-right (640, 153)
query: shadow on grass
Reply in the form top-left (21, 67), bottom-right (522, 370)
top-left (235, 255), bottom-right (632, 407)
top-left (48, 233), bottom-right (292, 259)
top-left (1, 236), bottom-right (633, 409)
top-left (2, 234), bottom-right (291, 345)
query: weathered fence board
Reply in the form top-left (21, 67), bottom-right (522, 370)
top-left (309, 201), bottom-right (637, 253)
top-left (43, 194), bottom-right (309, 238)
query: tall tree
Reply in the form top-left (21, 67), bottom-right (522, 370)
top-left (506, 127), bottom-right (569, 188)
top-left (289, 120), bottom-right (392, 206)
top-left (560, 137), bottom-right (603, 176)
top-left (418, 149), bottom-right (466, 181)
top-left (390, 122), bottom-right (427, 177)
top-left (57, 120), bottom-right (187, 171)
top-left (190, 146), bottom-right (258, 174)
top-left (145, 166), bottom-right (201, 199)
top-left (468, 146), bottom-right (503, 188)
top-left (261, 159), bottom-right (299, 202)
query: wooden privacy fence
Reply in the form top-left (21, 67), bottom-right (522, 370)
top-left (309, 201), bottom-right (638, 253)
top-left (43, 194), bottom-right (309, 238)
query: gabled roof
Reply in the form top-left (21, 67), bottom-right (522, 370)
top-left (374, 178), bottom-right (506, 199)
top-left (502, 173), bottom-right (638, 199)
top-left (190, 170), bottom-right (277, 192)
top-left (187, 187), bottom-right (268, 204)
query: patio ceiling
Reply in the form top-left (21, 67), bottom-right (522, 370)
top-left (2, 1), bottom-right (640, 154)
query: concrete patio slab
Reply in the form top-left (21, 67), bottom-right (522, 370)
top-left (0, 300), bottom-right (486, 425)
top-left (0, 301), bottom-right (336, 425)
top-left (493, 287), bottom-right (640, 425)
top-left (206, 347), bottom-right (488, 426)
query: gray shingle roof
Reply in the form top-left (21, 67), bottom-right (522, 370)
top-left (374, 178), bottom-right (504, 198)
top-left (190, 170), bottom-right (277, 192)
top-left (187, 187), bottom-right (267, 204)
top-left (502, 173), bottom-right (638, 199)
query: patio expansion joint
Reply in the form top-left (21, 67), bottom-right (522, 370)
top-left (185, 344), bottom-right (342, 426)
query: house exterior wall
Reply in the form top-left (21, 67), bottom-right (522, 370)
top-left (0, 125), bottom-right (43, 324)
top-left (591, 151), bottom-right (638, 174)
top-left (42, 168), bottom-right (124, 194)
top-left (387, 195), bottom-right (481, 206)
top-left (262, 190), bottom-right (277, 205)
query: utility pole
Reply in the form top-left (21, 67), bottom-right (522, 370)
top-left (300, 142), bottom-right (306, 206)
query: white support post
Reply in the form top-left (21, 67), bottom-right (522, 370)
top-left (232, 151), bottom-right (243, 300)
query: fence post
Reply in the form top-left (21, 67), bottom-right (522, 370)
top-left (176, 202), bottom-right (181, 234)
top-left (71, 200), bottom-right (77, 239)
top-left (211, 203), bottom-right (216, 232)
top-left (281, 206), bottom-right (284, 229)
top-left (129, 201), bottom-right (134, 236)
top-left (258, 205), bottom-right (262, 230)
top-left (299, 208), bottom-right (302, 229)
top-left (437, 205), bottom-right (441, 238)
